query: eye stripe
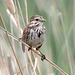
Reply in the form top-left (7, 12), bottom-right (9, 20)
top-left (27, 22), bottom-right (40, 28)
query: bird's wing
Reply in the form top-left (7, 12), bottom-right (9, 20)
top-left (21, 27), bottom-right (30, 52)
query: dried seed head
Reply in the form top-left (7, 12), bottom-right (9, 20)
top-left (5, 0), bottom-right (15, 14)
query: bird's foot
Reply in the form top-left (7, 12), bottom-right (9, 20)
top-left (38, 50), bottom-right (46, 61)
top-left (28, 46), bottom-right (32, 51)
top-left (41, 53), bottom-right (46, 61)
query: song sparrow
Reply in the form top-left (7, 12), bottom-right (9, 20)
top-left (22, 15), bottom-right (46, 60)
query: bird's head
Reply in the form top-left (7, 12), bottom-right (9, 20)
top-left (30, 15), bottom-right (46, 23)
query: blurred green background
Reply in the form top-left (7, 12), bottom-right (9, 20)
top-left (0, 0), bottom-right (75, 75)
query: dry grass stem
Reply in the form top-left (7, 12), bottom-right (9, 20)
top-left (5, 0), bottom-right (22, 35)
top-left (0, 46), bottom-right (9, 75)
top-left (5, 0), bottom-right (15, 14)
top-left (59, 13), bottom-right (72, 75)
top-left (25, 0), bottom-right (28, 25)
top-left (31, 52), bottom-right (41, 75)
top-left (26, 49), bottom-right (36, 75)
top-left (10, 14), bottom-right (19, 75)
top-left (0, 29), bottom-right (18, 73)
top-left (13, 14), bottom-right (22, 34)
top-left (13, 0), bottom-right (22, 35)
top-left (10, 16), bottom-right (15, 50)
top-left (8, 56), bottom-right (14, 75)
top-left (17, 0), bottom-right (25, 26)
top-left (23, 53), bottom-right (29, 75)
top-left (0, 14), bottom-right (23, 75)
top-left (17, 65), bottom-right (26, 75)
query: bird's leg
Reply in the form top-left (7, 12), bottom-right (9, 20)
top-left (28, 46), bottom-right (32, 51)
top-left (36, 45), bottom-right (46, 61)
top-left (38, 50), bottom-right (46, 61)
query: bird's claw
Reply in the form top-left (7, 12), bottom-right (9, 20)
top-left (41, 54), bottom-right (46, 61)
top-left (28, 46), bottom-right (32, 51)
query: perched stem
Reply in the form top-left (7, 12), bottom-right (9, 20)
top-left (0, 14), bottom-right (23, 75)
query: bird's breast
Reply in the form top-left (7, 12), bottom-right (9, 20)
top-left (26, 26), bottom-right (46, 48)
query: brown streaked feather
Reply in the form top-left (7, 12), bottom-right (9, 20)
top-left (21, 27), bottom-right (30, 52)
top-left (21, 22), bottom-right (38, 52)
top-left (21, 15), bottom-right (46, 53)
top-left (22, 34), bottom-right (26, 52)
top-left (27, 22), bottom-right (40, 28)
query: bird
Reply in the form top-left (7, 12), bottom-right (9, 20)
top-left (21, 15), bottom-right (47, 60)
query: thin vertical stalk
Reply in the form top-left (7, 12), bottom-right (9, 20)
top-left (8, 56), bottom-right (14, 75)
top-left (14, 0), bottom-right (22, 35)
top-left (17, 0), bottom-right (25, 26)
top-left (59, 13), bottom-right (72, 75)
top-left (10, 15), bottom-right (15, 51)
top-left (0, 14), bottom-right (23, 75)
top-left (0, 46), bottom-right (9, 75)
top-left (25, 0), bottom-right (28, 25)
top-left (32, 52), bottom-right (41, 75)
top-left (0, 27), bottom-right (19, 74)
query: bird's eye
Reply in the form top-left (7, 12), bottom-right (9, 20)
top-left (36, 19), bottom-right (39, 21)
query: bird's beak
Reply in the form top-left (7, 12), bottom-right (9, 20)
top-left (41, 19), bottom-right (46, 22)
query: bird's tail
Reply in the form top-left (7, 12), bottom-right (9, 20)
top-left (22, 43), bottom-right (25, 52)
